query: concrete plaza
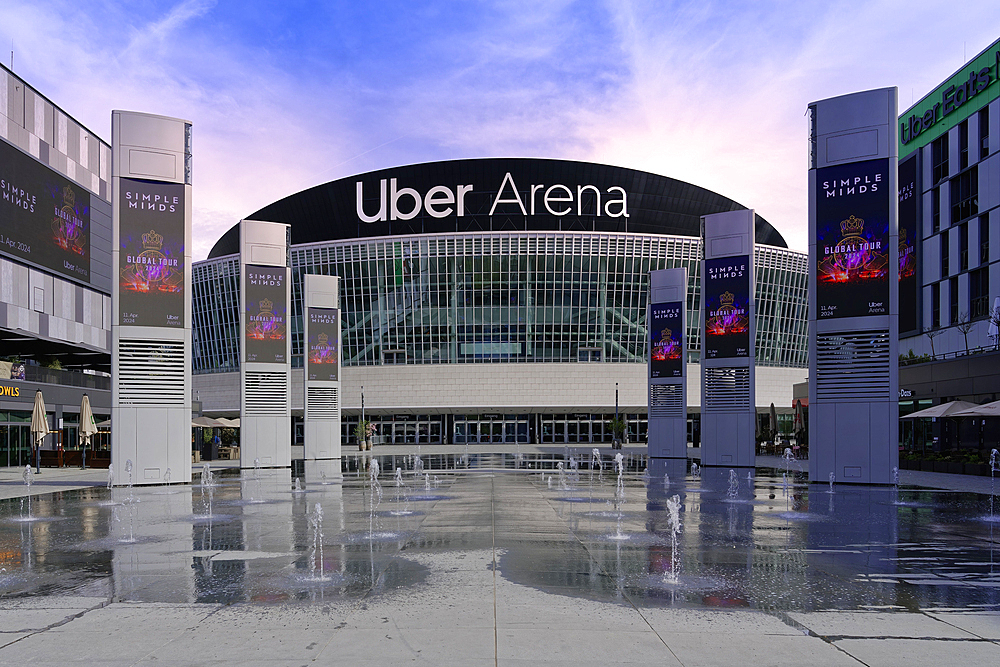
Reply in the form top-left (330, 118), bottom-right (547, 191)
top-left (0, 446), bottom-right (997, 665)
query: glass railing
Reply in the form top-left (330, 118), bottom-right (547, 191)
top-left (22, 365), bottom-right (111, 390)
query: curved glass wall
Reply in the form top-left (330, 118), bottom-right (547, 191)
top-left (192, 231), bottom-right (808, 373)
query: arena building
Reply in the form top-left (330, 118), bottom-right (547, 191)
top-left (192, 158), bottom-right (809, 447)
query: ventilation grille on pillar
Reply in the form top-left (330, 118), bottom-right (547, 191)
top-left (649, 384), bottom-right (684, 418)
top-left (703, 367), bottom-right (751, 412)
top-left (244, 371), bottom-right (288, 415)
top-left (307, 387), bottom-right (339, 420)
top-left (816, 331), bottom-right (890, 401)
top-left (118, 339), bottom-right (185, 405)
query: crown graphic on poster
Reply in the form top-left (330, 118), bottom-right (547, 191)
top-left (899, 228), bottom-right (907, 243)
top-left (840, 215), bottom-right (864, 235)
top-left (720, 291), bottom-right (735, 307)
top-left (661, 328), bottom-right (672, 340)
top-left (317, 333), bottom-right (328, 344)
top-left (62, 186), bottom-right (75, 208)
top-left (259, 298), bottom-right (273, 312)
top-left (142, 229), bottom-right (163, 250)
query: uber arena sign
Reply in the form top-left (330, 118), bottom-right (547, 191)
top-left (356, 172), bottom-right (629, 222)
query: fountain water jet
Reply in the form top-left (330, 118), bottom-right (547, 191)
top-left (664, 494), bottom-right (682, 584)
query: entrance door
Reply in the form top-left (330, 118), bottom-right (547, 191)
top-left (0, 425), bottom-right (7, 466)
top-left (490, 422), bottom-right (502, 443)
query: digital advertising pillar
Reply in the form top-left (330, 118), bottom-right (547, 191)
top-left (240, 220), bottom-right (292, 469)
top-left (111, 111), bottom-right (192, 485)
top-left (647, 268), bottom-right (687, 458)
top-left (808, 87), bottom-right (899, 486)
top-left (303, 273), bottom-right (341, 461)
top-left (700, 210), bottom-right (756, 467)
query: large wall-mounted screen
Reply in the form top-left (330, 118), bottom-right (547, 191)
top-left (898, 156), bottom-right (917, 333)
top-left (815, 158), bottom-right (891, 320)
top-left (245, 264), bottom-right (287, 364)
top-left (704, 255), bottom-right (751, 359)
top-left (118, 178), bottom-right (185, 327)
top-left (307, 307), bottom-right (339, 381)
top-left (0, 138), bottom-right (91, 284)
top-left (650, 301), bottom-right (683, 378)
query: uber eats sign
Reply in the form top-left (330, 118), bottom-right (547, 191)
top-left (355, 172), bottom-right (630, 223)
top-left (899, 38), bottom-right (1000, 158)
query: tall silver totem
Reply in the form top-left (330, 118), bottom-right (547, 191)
top-left (647, 268), bottom-right (688, 458)
top-left (240, 220), bottom-right (292, 468)
top-left (808, 88), bottom-right (899, 485)
top-left (111, 111), bottom-right (192, 485)
top-left (700, 210), bottom-right (756, 467)
top-left (303, 274), bottom-right (342, 460)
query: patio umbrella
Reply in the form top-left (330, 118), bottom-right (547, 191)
top-left (30, 390), bottom-right (47, 473)
top-left (793, 399), bottom-right (804, 432)
top-left (79, 394), bottom-right (98, 469)
top-left (769, 403), bottom-right (778, 439)
top-left (192, 416), bottom-right (225, 428)
top-left (217, 417), bottom-right (240, 428)
top-left (901, 400), bottom-right (980, 419)
top-left (950, 400), bottom-right (1000, 417)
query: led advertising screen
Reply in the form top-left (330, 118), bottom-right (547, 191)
top-left (815, 158), bottom-right (891, 320)
top-left (704, 255), bottom-right (751, 359)
top-left (650, 301), bottom-right (683, 378)
top-left (0, 138), bottom-right (91, 284)
top-left (307, 307), bottom-right (339, 381)
top-left (118, 178), bottom-right (185, 327)
top-left (898, 156), bottom-right (918, 333)
top-left (245, 264), bottom-right (287, 364)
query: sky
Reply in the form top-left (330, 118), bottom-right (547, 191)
top-left (3, 0), bottom-right (1000, 259)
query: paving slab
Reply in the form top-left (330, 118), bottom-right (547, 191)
top-left (925, 611), bottom-right (1000, 639)
top-left (788, 611), bottom-right (979, 638)
top-left (498, 628), bottom-right (681, 664)
top-left (834, 637), bottom-right (1000, 665)
top-left (660, 633), bottom-right (862, 667)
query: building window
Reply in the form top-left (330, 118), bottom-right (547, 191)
top-left (960, 120), bottom-right (969, 170)
top-left (971, 266), bottom-right (990, 319)
top-left (941, 231), bottom-right (949, 277)
top-left (981, 215), bottom-right (990, 264)
top-left (932, 134), bottom-right (949, 183)
top-left (932, 282), bottom-right (941, 328)
top-left (980, 107), bottom-right (990, 160)
top-left (932, 187), bottom-right (941, 233)
top-left (960, 223), bottom-right (969, 272)
top-left (383, 350), bottom-right (406, 364)
top-left (577, 347), bottom-right (602, 362)
top-left (951, 166), bottom-right (978, 223)
top-left (950, 276), bottom-right (959, 325)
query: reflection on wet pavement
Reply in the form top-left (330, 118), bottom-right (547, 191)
top-left (0, 451), bottom-right (997, 613)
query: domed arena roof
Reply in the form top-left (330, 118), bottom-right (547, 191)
top-left (208, 158), bottom-right (786, 258)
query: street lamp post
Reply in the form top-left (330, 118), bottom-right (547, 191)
top-left (613, 382), bottom-right (621, 449)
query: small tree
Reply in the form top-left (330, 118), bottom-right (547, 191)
top-left (990, 305), bottom-right (1000, 350)
top-left (606, 416), bottom-right (627, 444)
top-left (924, 327), bottom-right (944, 358)
top-left (956, 311), bottom-right (974, 356)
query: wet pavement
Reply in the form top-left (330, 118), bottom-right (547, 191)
top-left (0, 450), bottom-right (997, 665)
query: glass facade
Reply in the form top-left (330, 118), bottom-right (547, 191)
top-left (193, 231), bottom-right (808, 374)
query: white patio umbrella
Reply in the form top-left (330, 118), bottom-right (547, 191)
top-left (192, 416), bottom-right (226, 428)
top-left (951, 400), bottom-right (1000, 417)
top-left (30, 390), bottom-right (47, 473)
top-left (217, 417), bottom-right (240, 428)
top-left (901, 400), bottom-right (980, 419)
top-left (80, 394), bottom-right (98, 469)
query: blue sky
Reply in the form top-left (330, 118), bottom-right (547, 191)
top-left (4, 1), bottom-right (1000, 258)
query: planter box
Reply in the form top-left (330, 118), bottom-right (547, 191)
top-left (933, 461), bottom-right (950, 473)
top-left (946, 462), bottom-right (964, 474)
top-left (965, 463), bottom-right (991, 476)
top-left (920, 461), bottom-right (936, 472)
